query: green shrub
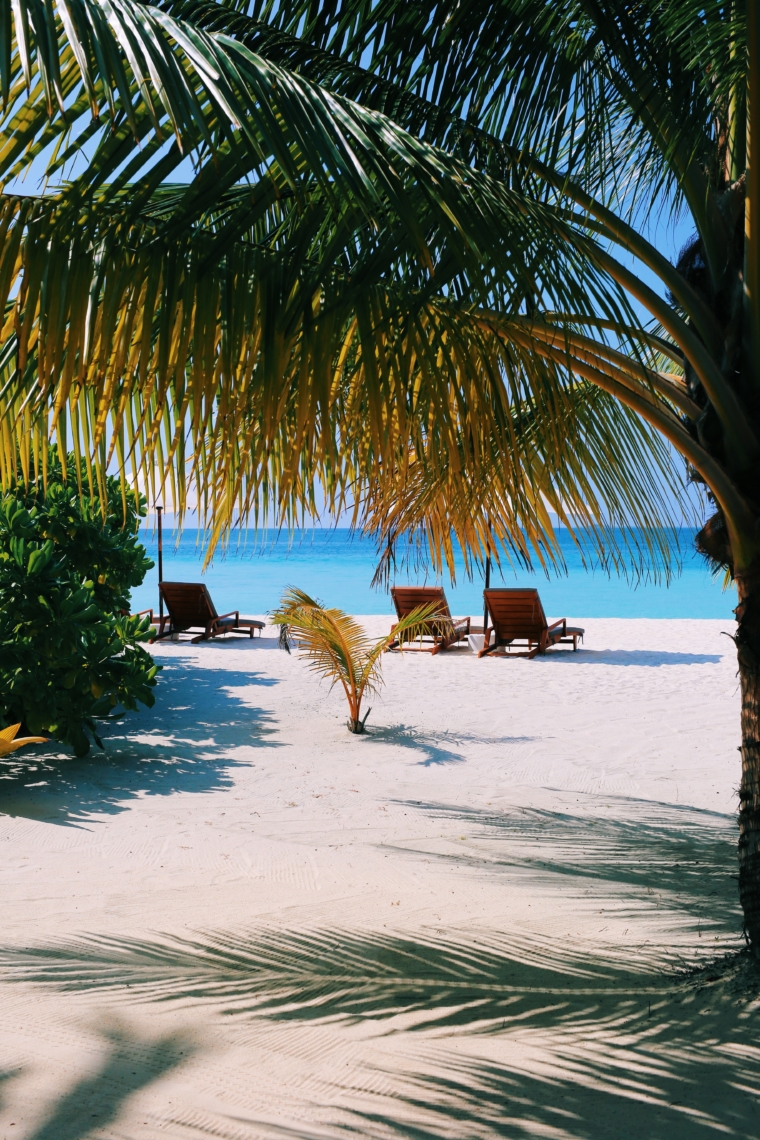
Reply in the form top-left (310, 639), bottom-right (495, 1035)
top-left (0, 459), bottom-right (161, 755)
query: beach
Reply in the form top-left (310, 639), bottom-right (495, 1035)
top-left (0, 616), bottom-right (755, 1138)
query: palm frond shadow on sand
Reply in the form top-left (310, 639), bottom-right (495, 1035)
top-left (6, 927), bottom-right (757, 1140)
top-left (0, 658), bottom-right (281, 825)
top-left (386, 798), bottom-right (741, 928)
top-left (0, 797), bottom-right (743, 1028)
top-left (0, 921), bottom-right (750, 1034)
top-left (0, 928), bottom-right (642, 1026)
top-left (255, 959), bottom-right (760, 1140)
top-left (1, 806), bottom-right (752, 1138)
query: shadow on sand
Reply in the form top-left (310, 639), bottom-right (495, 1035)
top-left (0, 796), bottom-right (754, 1140)
top-left (0, 655), bottom-right (281, 826)
top-left (0, 1021), bottom-right (193, 1140)
top-left (0, 1066), bottom-right (20, 1116)
top-left (365, 725), bottom-right (539, 766)
top-left (383, 797), bottom-right (740, 931)
top-left (0, 650), bottom-right (750, 1138)
top-left (269, 944), bottom-right (760, 1140)
top-left (0, 922), bottom-right (757, 1139)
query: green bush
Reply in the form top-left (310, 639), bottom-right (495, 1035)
top-left (0, 459), bottom-right (161, 755)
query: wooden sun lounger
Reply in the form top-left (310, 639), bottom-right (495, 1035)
top-left (155, 582), bottom-right (264, 644)
top-left (479, 588), bottom-right (584, 659)
top-left (388, 585), bottom-right (478, 654)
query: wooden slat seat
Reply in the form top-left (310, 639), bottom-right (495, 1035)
top-left (388, 586), bottom-right (476, 654)
top-left (478, 588), bottom-right (584, 659)
top-left (156, 582), bottom-right (264, 644)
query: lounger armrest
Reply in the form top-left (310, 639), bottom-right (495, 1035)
top-left (453, 617), bottom-right (470, 633)
top-left (547, 618), bottom-right (566, 635)
top-left (215, 611), bottom-right (240, 625)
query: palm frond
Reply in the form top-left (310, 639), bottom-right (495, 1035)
top-left (0, 0), bottom-right (736, 584)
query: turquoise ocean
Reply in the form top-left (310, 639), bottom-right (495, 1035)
top-left (129, 527), bottom-right (735, 620)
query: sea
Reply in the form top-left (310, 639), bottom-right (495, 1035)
top-left (129, 527), bottom-right (736, 621)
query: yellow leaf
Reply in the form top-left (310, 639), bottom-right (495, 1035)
top-left (0, 724), bottom-right (48, 757)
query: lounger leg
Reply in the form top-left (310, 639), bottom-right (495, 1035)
top-left (191, 622), bottom-right (214, 644)
top-left (431, 634), bottom-right (451, 656)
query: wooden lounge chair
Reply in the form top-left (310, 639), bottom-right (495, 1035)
top-left (388, 586), bottom-right (476, 654)
top-left (156, 582), bottom-right (264, 644)
top-left (479, 588), bottom-right (584, 658)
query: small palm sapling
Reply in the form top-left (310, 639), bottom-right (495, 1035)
top-left (272, 589), bottom-right (439, 733)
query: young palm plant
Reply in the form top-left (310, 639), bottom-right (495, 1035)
top-left (272, 588), bottom-right (438, 734)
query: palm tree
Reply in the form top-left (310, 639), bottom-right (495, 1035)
top-left (0, 1), bottom-right (754, 938)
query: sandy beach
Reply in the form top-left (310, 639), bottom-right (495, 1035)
top-left (0, 616), bottom-right (756, 1139)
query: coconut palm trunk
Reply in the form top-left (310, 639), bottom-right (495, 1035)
top-left (673, 6), bottom-right (760, 938)
top-left (736, 569), bottom-right (760, 942)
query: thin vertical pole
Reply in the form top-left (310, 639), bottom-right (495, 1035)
top-left (483, 519), bottom-right (492, 636)
top-left (157, 504), bottom-right (164, 626)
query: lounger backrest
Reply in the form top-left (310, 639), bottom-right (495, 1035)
top-left (160, 582), bottom-right (218, 630)
top-left (391, 586), bottom-right (451, 622)
top-left (484, 588), bottom-right (548, 640)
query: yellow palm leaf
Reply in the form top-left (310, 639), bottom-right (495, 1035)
top-left (0, 724), bottom-right (48, 757)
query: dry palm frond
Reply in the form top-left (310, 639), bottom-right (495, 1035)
top-left (271, 588), bottom-right (437, 733)
top-left (0, 723), bottom-right (47, 756)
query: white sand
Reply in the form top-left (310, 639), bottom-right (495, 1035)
top-left (0, 616), bottom-right (757, 1139)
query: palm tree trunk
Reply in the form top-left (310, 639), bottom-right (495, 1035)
top-left (736, 564), bottom-right (760, 948)
top-left (347, 700), bottom-right (371, 734)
